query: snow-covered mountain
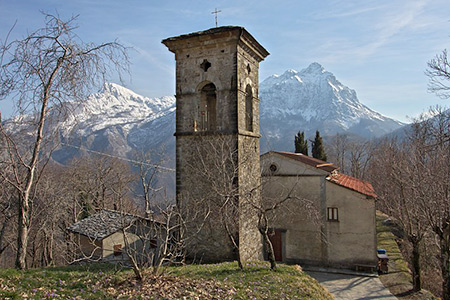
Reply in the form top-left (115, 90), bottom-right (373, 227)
top-left (2, 64), bottom-right (407, 198)
top-left (259, 62), bottom-right (404, 151)
top-left (50, 83), bottom-right (176, 164)
top-left (5, 63), bottom-right (405, 164)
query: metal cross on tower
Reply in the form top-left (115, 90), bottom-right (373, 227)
top-left (211, 8), bottom-right (221, 27)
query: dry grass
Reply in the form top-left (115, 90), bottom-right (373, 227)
top-left (0, 261), bottom-right (333, 299)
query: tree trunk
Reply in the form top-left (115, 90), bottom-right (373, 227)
top-left (14, 72), bottom-right (56, 270)
top-left (258, 214), bottom-right (277, 270)
top-left (0, 216), bottom-right (11, 260)
top-left (411, 238), bottom-right (422, 292)
top-left (15, 194), bottom-right (30, 269)
top-left (262, 230), bottom-right (277, 270)
top-left (234, 237), bottom-right (243, 270)
top-left (440, 227), bottom-right (450, 300)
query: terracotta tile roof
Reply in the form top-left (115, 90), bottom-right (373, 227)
top-left (328, 173), bottom-right (377, 198)
top-left (270, 151), bottom-right (376, 198)
top-left (273, 151), bottom-right (339, 173)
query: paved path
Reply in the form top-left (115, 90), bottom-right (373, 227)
top-left (307, 271), bottom-right (398, 300)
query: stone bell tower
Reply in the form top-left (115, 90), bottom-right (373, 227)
top-left (162, 27), bottom-right (269, 262)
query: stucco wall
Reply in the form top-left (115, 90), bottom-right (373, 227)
top-left (261, 152), bottom-right (377, 269)
top-left (326, 183), bottom-right (377, 266)
top-left (263, 175), bottom-right (323, 263)
top-left (78, 235), bottom-right (102, 260)
top-left (102, 231), bottom-right (140, 262)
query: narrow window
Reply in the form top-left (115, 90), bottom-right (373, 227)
top-left (113, 244), bottom-right (122, 256)
top-left (245, 85), bottom-right (253, 131)
top-left (327, 207), bottom-right (339, 221)
top-left (198, 83), bottom-right (217, 131)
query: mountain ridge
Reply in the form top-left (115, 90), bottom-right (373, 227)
top-left (259, 62), bottom-right (404, 151)
top-left (4, 63), bottom-right (404, 161)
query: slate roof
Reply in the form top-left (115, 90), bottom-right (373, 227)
top-left (327, 172), bottom-right (377, 198)
top-left (162, 26), bottom-right (245, 42)
top-left (161, 26), bottom-right (270, 60)
top-left (67, 210), bottom-right (141, 240)
top-left (273, 151), bottom-right (339, 173)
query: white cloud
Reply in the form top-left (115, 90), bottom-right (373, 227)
top-left (310, 0), bottom-right (437, 64)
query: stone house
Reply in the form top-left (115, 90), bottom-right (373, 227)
top-left (67, 209), bottom-right (164, 264)
top-left (261, 151), bottom-right (378, 270)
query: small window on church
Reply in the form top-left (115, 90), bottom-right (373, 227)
top-left (200, 59), bottom-right (211, 72)
top-left (327, 207), bottom-right (339, 221)
top-left (245, 85), bottom-right (253, 131)
top-left (247, 64), bottom-right (251, 74)
top-left (269, 164), bottom-right (278, 173)
top-left (198, 83), bottom-right (217, 131)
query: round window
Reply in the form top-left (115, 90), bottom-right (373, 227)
top-left (269, 164), bottom-right (278, 173)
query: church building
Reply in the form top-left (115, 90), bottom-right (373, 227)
top-left (163, 27), bottom-right (269, 262)
top-left (163, 26), bottom-right (377, 271)
top-left (261, 151), bottom-right (378, 270)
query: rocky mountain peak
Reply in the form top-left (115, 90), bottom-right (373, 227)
top-left (300, 62), bottom-right (326, 76)
top-left (102, 82), bottom-right (138, 99)
top-left (259, 63), bottom-right (404, 151)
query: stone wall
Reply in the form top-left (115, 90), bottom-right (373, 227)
top-left (176, 134), bottom-right (239, 261)
top-left (163, 27), bottom-right (268, 263)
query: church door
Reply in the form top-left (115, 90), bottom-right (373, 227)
top-left (269, 229), bottom-right (283, 261)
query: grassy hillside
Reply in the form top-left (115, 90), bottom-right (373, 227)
top-left (0, 261), bottom-right (333, 299)
top-left (376, 211), bottom-right (437, 300)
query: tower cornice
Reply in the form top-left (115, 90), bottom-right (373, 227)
top-left (162, 26), bottom-right (269, 62)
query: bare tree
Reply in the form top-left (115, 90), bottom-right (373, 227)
top-left (369, 107), bottom-right (450, 297)
top-left (185, 135), bottom-right (244, 268)
top-left (27, 164), bottom-right (72, 267)
top-left (326, 133), bottom-right (348, 174)
top-left (348, 139), bottom-right (373, 180)
top-left (411, 108), bottom-right (450, 300)
top-left (122, 204), bottom-right (186, 280)
top-left (325, 133), bottom-right (373, 180)
top-left (65, 155), bottom-right (136, 220)
top-left (179, 135), bottom-right (261, 269)
top-left (426, 49), bottom-right (450, 99)
top-left (0, 178), bottom-right (16, 263)
top-left (369, 138), bottom-right (428, 291)
top-left (132, 149), bottom-right (168, 218)
top-left (0, 13), bottom-right (129, 269)
top-left (114, 149), bottom-right (186, 280)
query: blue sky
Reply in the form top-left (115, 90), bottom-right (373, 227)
top-left (0, 0), bottom-right (449, 122)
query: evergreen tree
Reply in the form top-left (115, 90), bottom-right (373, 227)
top-left (312, 130), bottom-right (327, 161)
top-left (294, 131), bottom-right (308, 155)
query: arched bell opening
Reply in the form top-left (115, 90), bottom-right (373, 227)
top-left (195, 82), bottom-right (217, 132)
